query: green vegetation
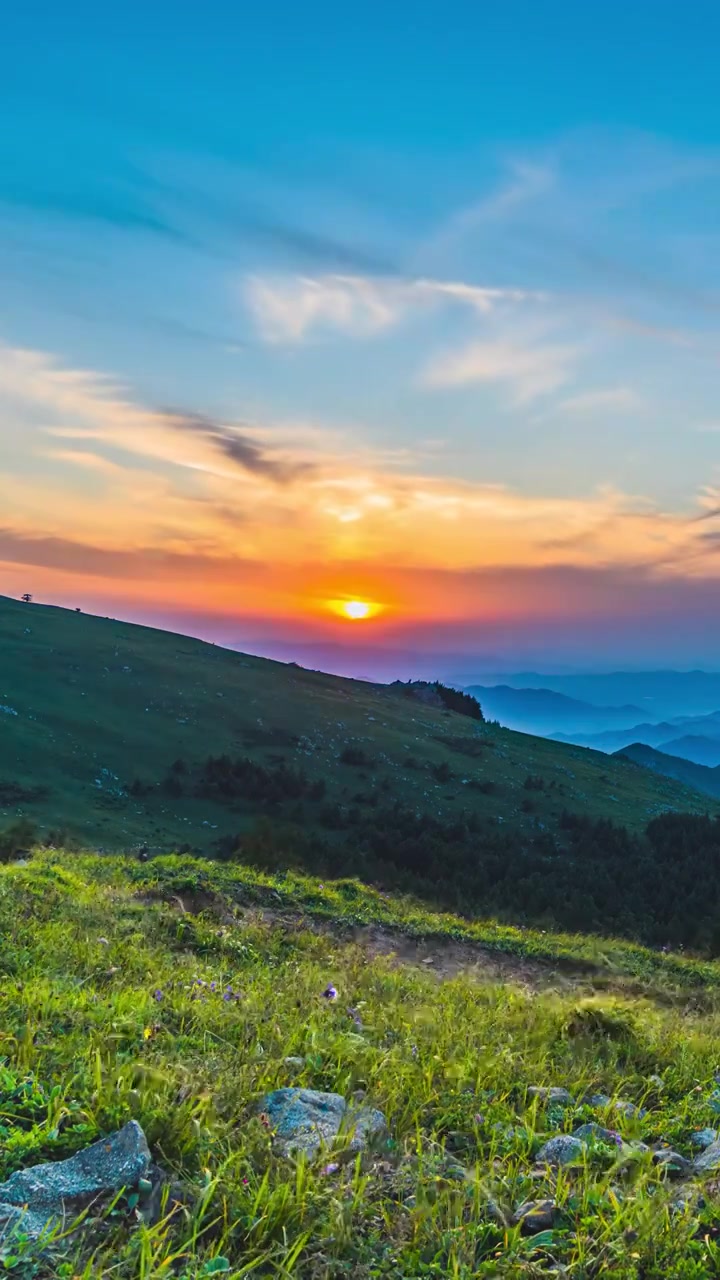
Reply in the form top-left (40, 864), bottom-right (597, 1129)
top-left (0, 594), bottom-right (712, 862)
top-left (4, 850), bottom-right (720, 1277)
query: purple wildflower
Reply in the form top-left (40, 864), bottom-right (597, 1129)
top-left (322, 984), bottom-right (338, 1002)
top-left (474, 1113), bottom-right (485, 1126)
top-left (321, 1161), bottom-right (340, 1176)
top-left (347, 1007), bottom-right (363, 1029)
top-left (411, 1044), bottom-right (418, 1059)
top-left (153, 989), bottom-right (164, 1002)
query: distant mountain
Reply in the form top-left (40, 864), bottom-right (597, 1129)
top-left (554, 711), bottom-right (720, 757)
top-left (616, 742), bottom-right (720, 800)
top-left (478, 671), bottom-right (720, 721)
top-left (657, 735), bottom-right (720, 768)
top-left (466, 684), bottom-right (643, 736)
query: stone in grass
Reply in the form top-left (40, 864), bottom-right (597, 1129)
top-left (573, 1123), bottom-right (622, 1146)
top-left (0, 1120), bottom-right (150, 1242)
top-left (586, 1093), bottom-right (645, 1119)
top-left (514, 1199), bottom-right (556, 1234)
top-left (260, 1088), bottom-right (387, 1159)
top-left (527, 1087), bottom-right (574, 1106)
top-left (691, 1128), bottom-right (718, 1150)
top-left (652, 1148), bottom-right (692, 1176)
top-left (692, 1138), bottom-right (720, 1173)
top-left (535, 1135), bottom-right (586, 1166)
top-left (672, 1183), bottom-right (706, 1215)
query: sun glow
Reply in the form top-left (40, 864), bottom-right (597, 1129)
top-left (327, 598), bottom-right (381, 621)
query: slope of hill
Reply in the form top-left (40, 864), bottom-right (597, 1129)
top-left (467, 683), bottom-right (643, 735)
top-left (4, 848), bottom-right (720, 1278)
top-left (0, 594), bottom-right (711, 861)
top-left (616, 742), bottom-right (720, 800)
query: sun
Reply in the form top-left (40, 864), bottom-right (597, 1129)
top-left (343, 600), bottom-right (371, 620)
top-left (327, 598), bottom-right (381, 621)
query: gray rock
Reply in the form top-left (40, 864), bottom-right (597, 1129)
top-left (613, 1099), bottom-right (645, 1118)
top-left (586, 1093), bottom-right (612, 1109)
top-left (652, 1148), bottom-right (692, 1175)
top-left (693, 1138), bottom-right (720, 1173)
top-left (514, 1199), bottom-right (556, 1233)
top-left (535, 1135), bottom-right (585, 1165)
top-left (572, 1123), bottom-right (621, 1145)
top-left (586, 1094), bottom-right (645, 1119)
top-left (0, 1121), bottom-right (150, 1241)
top-left (672, 1183), bottom-right (705, 1214)
top-left (260, 1088), bottom-right (387, 1158)
top-left (283, 1057), bottom-right (304, 1069)
top-left (690, 1128), bottom-right (718, 1150)
top-left (528, 1087), bottom-right (574, 1106)
top-left (625, 1140), bottom-right (651, 1155)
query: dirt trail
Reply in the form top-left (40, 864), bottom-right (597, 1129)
top-left (144, 886), bottom-right (670, 998)
top-left (158, 886), bottom-right (582, 991)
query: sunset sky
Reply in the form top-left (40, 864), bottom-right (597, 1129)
top-left (3, 2), bottom-right (720, 672)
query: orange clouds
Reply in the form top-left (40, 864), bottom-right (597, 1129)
top-left (1, 341), bottom-right (720, 633)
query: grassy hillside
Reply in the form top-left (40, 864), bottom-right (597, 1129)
top-left (0, 595), bottom-right (712, 862)
top-left (4, 849), bottom-right (720, 1277)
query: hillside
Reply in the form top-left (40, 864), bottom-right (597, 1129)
top-left (0, 595), bottom-right (711, 860)
top-left (617, 742), bottom-right (720, 800)
top-left (4, 849), bottom-right (720, 1278)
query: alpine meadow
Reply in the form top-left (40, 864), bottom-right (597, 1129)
top-left (5, 2), bottom-right (720, 1275)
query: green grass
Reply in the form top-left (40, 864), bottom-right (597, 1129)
top-left (5, 850), bottom-right (720, 1276)
top-left (0, 594), bottom-right (714, 854)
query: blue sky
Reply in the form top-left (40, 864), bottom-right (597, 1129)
top-left (3, 2), bottom-right (720, 666)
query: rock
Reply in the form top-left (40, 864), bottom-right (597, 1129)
top-left (586, 1094), bottom-right (645, 1119)
top-left (693, 1138), bottom-right (720, 1173)
top-left (486, 1197), bottom-right (512, 1226)
top-left (0, 1121), bottom-right (150, 1241)
top-left (535, 1135), bottom-right (585, 1166)
top-left (528, 1087), bottom-right (574, 1106)
top-left (691, 1128), bottom-right (718, 1150)
top-left (672, 1183), bottom-right (705, 1214)
top-left (572, 1123), bottom-right (621, 1145)
top-left (284, 1057), bottom-right (304, 1069)
top-left (652, 1148), bottom-right (692, 1175)
top-left (514, 1199), bottom-right (556, 1233)
top-left (625, 1140), bottom-right (651, 1155)
top-left (260, 1088), bottom-right (387, 1159)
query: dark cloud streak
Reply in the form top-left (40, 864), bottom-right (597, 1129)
top-left (164, 411), bottom-right (312, 483)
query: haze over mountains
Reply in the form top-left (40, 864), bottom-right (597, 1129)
top-left (466, 674), bottom-right (720, 786)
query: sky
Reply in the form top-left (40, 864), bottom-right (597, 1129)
top-left (3, 1), bottom-right (720, 674)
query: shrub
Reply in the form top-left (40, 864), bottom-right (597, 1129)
top-left (0, 819), bottom-right (37, 861)
top-left (339, 746), bottom-right (373, 767)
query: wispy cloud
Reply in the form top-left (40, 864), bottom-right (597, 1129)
top-left (421, 333), bottom-right (578, 403)
top-left (552, 387), bottom-right (646, 415)
top-left (244, 272), bottom-right (539, 342)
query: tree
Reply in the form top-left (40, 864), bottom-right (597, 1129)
top-left (20, 593), bottom-right (32, 604)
